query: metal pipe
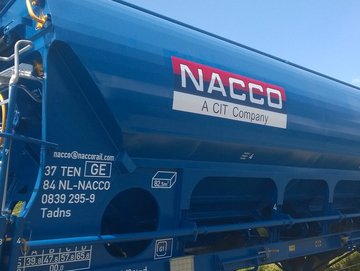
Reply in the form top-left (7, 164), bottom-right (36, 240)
top-left (9, 40), bottom-right (33, 85)
top-left (0, 141), bottom-right (10, 215)
top-left (0, 40), bottom-right (32, 216)
top-left (25, 0), bottom-right (47, 29)
top-left (0, 93), bottom-right (6, 145)
top-left (26, 212), bottom-right (360, 248)
top-left (0, 84), bottom-right (16, 216)
top-left (0, 132), bottom-right (57, 148)
top-left (0, 41), bottom-right (32, 62)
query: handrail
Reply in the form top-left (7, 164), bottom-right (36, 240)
top-left (25, 211), bottom-right (360, 248)
top-left (0, 40), bottom-right (33, 216)
top-left (0, 94), bottom-right (6, 146)
top-left (9, 40), bottom-right (33, 85)
top-left (0, 43), bottom-right (32, 62)
top-left (25, 0), bottom-right (47, 29)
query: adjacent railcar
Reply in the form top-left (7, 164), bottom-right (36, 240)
top-left (0, 1), bottom-right (359, 270)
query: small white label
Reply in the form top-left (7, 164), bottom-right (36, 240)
top-left (154, 238), bottom-right (173, 260)
top-left (17, 246), bottom-right (92, 271)
top-left (84, 161), bottom-right (112, 178)
top-left (152, 171), bottom-right (177, 189)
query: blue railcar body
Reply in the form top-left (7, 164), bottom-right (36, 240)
top-left (0, 1), bottom-right (359, 271)
top-left (46, 0), bottom-right (360, 170)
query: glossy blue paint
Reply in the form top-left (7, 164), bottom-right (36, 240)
top-left (0, 1), bottom-right (359, 271)
top-left (46, 0), bottom-right (360, 170)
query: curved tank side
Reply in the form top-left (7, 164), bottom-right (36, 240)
top-left (46, 0), bottom-right (360, 170)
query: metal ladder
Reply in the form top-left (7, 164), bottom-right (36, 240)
top-left (0, 40), bottom-right (33, 217)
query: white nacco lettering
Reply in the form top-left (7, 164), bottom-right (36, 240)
top-left (208, 72), bottom-right (227, 97)
top-left (229, 77), bottom-right (246, 101)
top-left (180, 63), bottom-right (283, 109)
top-left (77, 180), bottom-right (111, 191)
top-left (248, 82), bottom-right (264, 105)
top-left (180, 64), bottom-right (203, 91)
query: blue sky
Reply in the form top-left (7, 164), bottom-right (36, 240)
top-left (124, 0), bottom-right (360, 87)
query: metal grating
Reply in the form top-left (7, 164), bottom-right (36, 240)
top-left (170, 256), bottom-right (195, 271)
top-left (0, 63), bottom-right (38, 85)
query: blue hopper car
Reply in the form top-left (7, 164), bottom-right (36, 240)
top-left (0, 0), bottom-right (359, 270)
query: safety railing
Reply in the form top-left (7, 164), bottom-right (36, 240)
top-left (0, 40), bottom-right (33, 216)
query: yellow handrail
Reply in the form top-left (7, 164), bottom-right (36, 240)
top-left (0, 93), bottom-right (6, 146)
top-left (25, 0), bottom-right (47, 29)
